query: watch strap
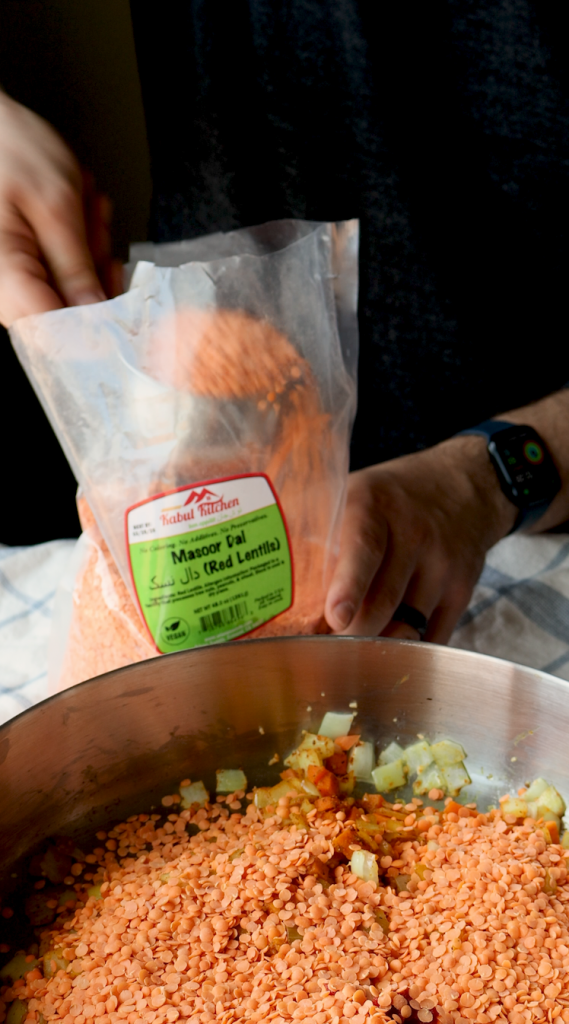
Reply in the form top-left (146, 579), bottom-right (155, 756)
top-left (456, 420), bottom-right (514, 441)
top-left (508, 502), bottom-right (551, 533)
top-left (457, 420), bottom-right (554, 533)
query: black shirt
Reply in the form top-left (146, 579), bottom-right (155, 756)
top-left (130, 0), bottom-right (569, 473)
top-left (3, 0), bottom-right (569, 542)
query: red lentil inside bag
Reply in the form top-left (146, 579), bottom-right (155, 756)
top-left (10, 220), bottom-right (359, 688)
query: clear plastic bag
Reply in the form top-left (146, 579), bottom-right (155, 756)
top-left (47, 498), bottom-right (157, 693)
top-left (11, 219), bottom-right (359, 688)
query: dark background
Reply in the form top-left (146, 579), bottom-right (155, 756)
top-left (130, 0), bottom-right (569, 472)
top-left (0, 0), bottom-right (150, 544)
top-left (1, 0), bottom-right (569, 544)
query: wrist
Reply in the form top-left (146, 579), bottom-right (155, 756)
top-left (438, 434), bottom-right (518, 543)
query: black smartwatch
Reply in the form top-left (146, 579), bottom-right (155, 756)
top-left (456, 420), bottom-right (561, 532)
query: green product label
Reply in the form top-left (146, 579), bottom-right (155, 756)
top-left (126, 474), bottom-right (292, 651)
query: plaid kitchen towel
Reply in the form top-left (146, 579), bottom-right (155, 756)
top-left (2, 531), bottom-right (569, 726)
top-left (0, 540), bottom-right (74, 724)
top-left (451, 531), bottom-right (569, 679)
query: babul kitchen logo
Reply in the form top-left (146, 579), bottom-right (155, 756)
top-left (159, 485), bottom-right (240, 526)
top-left (183, 487), bottom-right (220, 506)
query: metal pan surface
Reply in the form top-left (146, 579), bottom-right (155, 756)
top-left (1, 635), bottom-right (567, 886)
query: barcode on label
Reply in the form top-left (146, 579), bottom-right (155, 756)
top-left (200, 601), bottom-right (248, 632)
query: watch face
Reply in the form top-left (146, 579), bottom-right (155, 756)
top-left (489, 427), bottom-right (561, 509)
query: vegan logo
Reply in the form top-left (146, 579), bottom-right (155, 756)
top-left (159, 616), bottom-right (191, 647)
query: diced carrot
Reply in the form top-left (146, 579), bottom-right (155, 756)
top-left (315, 796), bottom-right (339, 813)
top-left (335, 735), bottom-right (361, 751)
top-left (444, 800), bottom-right (462, 816)
top-left (333, 828), bottom-right (357, 857)
top-left (306, 765), bottom-right (340, 797)
top-left (324, 751), bottom-right (348, 775)
top-left (280, 768), bottom-right (299, 780)
top-left (362, 793), bottom-right (384, 811)
top-left (546, 821), bottom-right (560, 845)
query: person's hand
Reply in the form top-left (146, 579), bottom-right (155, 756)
top-left (324, 435), bottom-right (517, 643)
top-left (0, 92), bottom-right (117, 327)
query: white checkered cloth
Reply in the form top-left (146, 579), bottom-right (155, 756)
top-left (0, 540), bottom-right (75, 723)
top-left (451, 531), bottom-right (569, 679)
top-left (2, 532), bottom-right (569, 726)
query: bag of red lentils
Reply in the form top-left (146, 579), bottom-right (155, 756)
top-left (10, 219), bottom-right (359, 689)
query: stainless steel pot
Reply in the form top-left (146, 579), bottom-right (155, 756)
top-left (1, 636), bottom-right (568, 888)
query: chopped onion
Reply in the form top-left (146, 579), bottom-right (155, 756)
top-left (371, 758), bottom-right (407, 793)
top-left (216, 769), bottom-right (247, 794)
top-left (318, 712), bottom-right (354, 739)
top-left (254, 779), bottom-right (299, 808)
top-left (441, 761), bottom-right (471, 797)
top-left (537, 784), bottom-right (566, 817)
top-left (525, 799), bottom-right (538, 820)
top-left (538, 808), bottom-right (561, 830)
top-left (285, 747), bottom-right (323, 772)
top-left (301, 779), bottom-right (321, 797)
top-left (179, 780), bottom-right (209, 808)
top-left (501, 797), bottom-right (528, 818)
top-left (404, 740), bottom-right (433, 773)
top-left (378, 741), bottom-right (405, 765)
top-left (7, 1000), bottom-right (28, 1024)
top-left (299, 732), bottom-right (337, 756)
top-left (430, 740), bottom-right (466, 767)
top-left (348, 740), bottom-right (375, 781)
top-left (524, 777), bottom-right (549, 802)
top-left (412, 763), bottom-right (445, 796)
top-left (42, 950), bottom-right (68, 978)
top-left (0, 953), bottom-right (38, 983)
top-left (350, 849), bottom-right (379, 884)
top-left (285, 732), bottom-right (335, 770)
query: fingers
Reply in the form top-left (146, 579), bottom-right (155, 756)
top-left (324, 477), bottom-right (389, 632)
top-left (325, 514), bottom-right (418, 638)
top-left (346, 541), bottom-right (418, 636)
top-left (25, 182), bottom-right (105, 309)
top-left (424, 580), bottom-right (474, 644)
top-left (0, 222), bottom-right (64, 325)
top-left (385, 574), bottom-right (474, 644)
top-left (381, 620), bottom-right (423, 641)
top-left (0, 94), bottom-right (108, 324)
top-left (83, 175), bottom-right (111, 269)
top-left (382, 573), bottom-right (441, 641)
top-left (108, 258), bottom-right (125, 298)
top-left (325, 469), bottom-right (437, 637)
top-left (85, 190), bottom-right (119, 299)
top-left (325, 446), bottom-right (497, 645)
top-left (324, 471), bottom-right (475, 642)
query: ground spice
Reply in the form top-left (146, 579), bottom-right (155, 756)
top-left (56, 310), bottom-right (341, 690)
top-left (6, 790), bottom-right (569, 1023)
